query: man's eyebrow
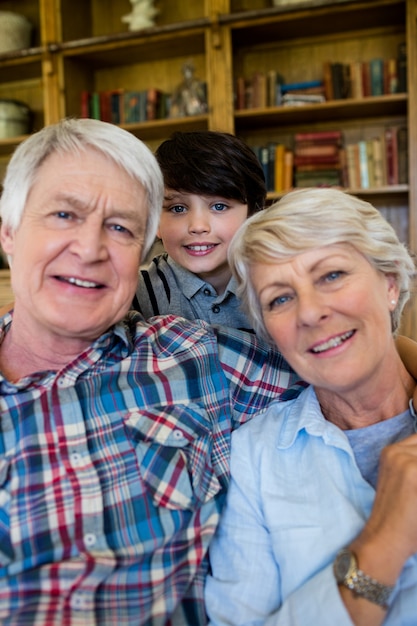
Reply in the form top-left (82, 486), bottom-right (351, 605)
top-left (54, 194), bottom-right (142, 221)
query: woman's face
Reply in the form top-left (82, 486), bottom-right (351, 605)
top-left (251, 242), bottom-right (399, 395)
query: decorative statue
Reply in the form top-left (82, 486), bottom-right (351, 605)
top-left (121, 0), bottom-right (159, 31)
top-left (170, 60), bottom-right (208, 118)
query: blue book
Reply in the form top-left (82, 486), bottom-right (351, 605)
top-left (280, 80), bottom-right (323, 93)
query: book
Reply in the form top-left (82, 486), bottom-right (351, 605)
top-left (80, 91), bottom-right (90, 118)
top-left (397, 42), bottom-right (407, 93)
top-left (293, 154), bottom-right (341, 166)
top-left (346, 143), bottom-right (361, 189)
top-left (110, 89), bottom-right (124, 124)
top-left (283, 150), bottom-right (294, 191)
top-left (361, 61), bottom-right (371, 97)
top-left (384, 58), bottom-right (398, 94)
top-left (274, 144), bottom-right (286, 193)
top-left (358, 140), bottom-right (370, 189)
top-left (252, 72), bottom-right (267, 108)
top-left (385, 126), bottom-right (399, 185)
top-left (147, 88), bottom-right (163, 120)
top-left (372, 136), bottom-right (385, 187)
top-left (365, 139), bottom-right (375, 188)
top-left (295, 143), bottom-right (339, 157)
top-left (89, 92), bottom-right (100, 120)
top-left (330, 62), bottom-right (346, 100)
top-left (349, 61), bottom-right (363, 99)
top-left (397, 126), bottom-right (408, 184)
top-left (322, 61), bottom-right (334, 100)
top-left (369, 58), bottom-right (384, 96)
top-left (294, 130), bottom-right (342, 143)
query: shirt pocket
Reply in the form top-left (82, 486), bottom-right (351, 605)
top-left (124, 404), bottom-right (222, 511)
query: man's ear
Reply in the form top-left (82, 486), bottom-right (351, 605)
top-left (0, 222), bottom-right (14, 256)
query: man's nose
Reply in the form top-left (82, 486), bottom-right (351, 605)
top-left (69, 223), bottom-right (109, 262)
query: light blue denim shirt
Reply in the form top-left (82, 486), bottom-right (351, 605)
top-left (206, 385), bottom-right (417, 625)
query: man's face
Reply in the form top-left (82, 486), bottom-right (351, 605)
top-left (1, 147), bottom-right (147, 347)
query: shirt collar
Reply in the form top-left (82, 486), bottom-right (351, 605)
top-left (275, 385), bottom-right (351, 452)
top-left (167, 256), bottom-right (239, 300)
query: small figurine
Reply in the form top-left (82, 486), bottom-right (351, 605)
top-left (170, 60), bottom-right (208, 118)
top-left (121, 0), bottom-right (159, 32)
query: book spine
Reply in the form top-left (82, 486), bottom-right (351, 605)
top-left (358, 140), bottom-right (369, 189)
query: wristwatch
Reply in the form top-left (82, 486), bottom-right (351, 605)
top-left (333, 548), bottom-right (394, 609)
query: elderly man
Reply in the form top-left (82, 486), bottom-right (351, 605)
top-left (0, 118), bottom-right (304, 625)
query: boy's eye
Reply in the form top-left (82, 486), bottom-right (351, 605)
top-left (212, 203), bottom-right (227, 212)
top-left (169, 205), bottom-right (187, 214)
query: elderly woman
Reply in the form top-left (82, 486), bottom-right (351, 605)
top-left (205, 188), bottom-right (417, 626)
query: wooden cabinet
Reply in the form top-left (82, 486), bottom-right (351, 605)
top-left (0, 0), bottom-right (416, 335)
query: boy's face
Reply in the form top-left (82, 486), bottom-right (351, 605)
top-left (158, 189), bottom-right (249, 293)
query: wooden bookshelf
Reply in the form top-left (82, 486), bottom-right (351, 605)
top-left (0, 0), bottom-right (416, 336)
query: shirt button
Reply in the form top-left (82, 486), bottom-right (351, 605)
top-left (203, 288), bottom-right (211, 296)
top-left (173, 429), bottom-right (185, 440)
top-left (212, 305), bottom-right (220, 314)
top-left (70, 452), bottom-right (82, 466)
top-left (84, 533), bottom-right (97, 547)
top-left (71, 592), bottom-right (87, 610)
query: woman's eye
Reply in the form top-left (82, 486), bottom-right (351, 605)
top-left (270, 294), bottom-right (291, 309)
top-left (324, 270), bottom-right (344, 283)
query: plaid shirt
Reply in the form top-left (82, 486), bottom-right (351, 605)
top-left (0, 312), bottom-right (303, 626)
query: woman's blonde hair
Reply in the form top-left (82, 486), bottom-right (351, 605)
top-left (229, 187), bottom-right (415, 340)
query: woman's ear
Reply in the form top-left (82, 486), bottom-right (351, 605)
top-left (386, 273), bottom-right (400, 308)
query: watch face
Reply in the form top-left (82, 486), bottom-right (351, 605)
top-left (333, 549), bottom-right (353, 582)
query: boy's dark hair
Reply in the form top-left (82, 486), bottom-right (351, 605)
top-left (155, 131), bottom-right (266, 215)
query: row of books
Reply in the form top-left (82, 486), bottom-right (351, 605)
top-left (80, 88), bottom-right (171, 124)
top-left (252, 127), bottom-right (408, 193)
top-left (345, 127), bottom-right (408, 190)
top-left (323, 52), bottom-right (407, 101)
top-left (235, 43), bottom-right (407, 110)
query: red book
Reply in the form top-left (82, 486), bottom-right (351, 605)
top-left (385, 127), bottom-right (398, 185)
top-left (295, 144), bottom-right (340, 157)
top-left (294, 154), bottom-right (340, 166)
top-left (294, 130), bottom-right (342, 143)
top-left (80, 91), bottom-right (90, 118)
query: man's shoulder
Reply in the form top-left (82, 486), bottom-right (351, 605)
top-left (127, 311), bottom-right (217, 353)
top-left (125, 312), bottom-right (271, 360)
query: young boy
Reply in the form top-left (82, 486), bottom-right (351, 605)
top-left (132, 131), bottom-right (266, 331)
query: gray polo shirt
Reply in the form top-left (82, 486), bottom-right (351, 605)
top-left (133, 253), bottom-right (253, 332)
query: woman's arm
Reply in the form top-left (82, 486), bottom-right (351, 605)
top-left (396, 335), bottom-right (417, 409)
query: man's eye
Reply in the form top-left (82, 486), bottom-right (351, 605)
top-left (55, 211), bottom-right (72, 219)
top-left (110, 224), bottom-right (132, 235)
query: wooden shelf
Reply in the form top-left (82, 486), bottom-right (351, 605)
top-left (235, 94), bottom-right (407, 129)
top-left (0, 0), bottom-right (416, 335)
